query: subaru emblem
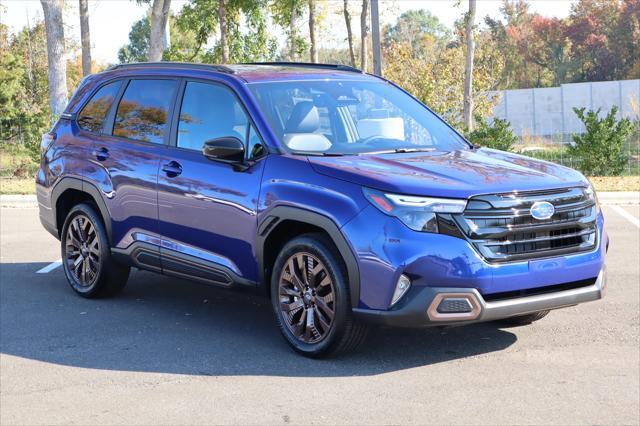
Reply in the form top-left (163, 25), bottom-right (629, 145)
top-left (530, 201), bottom-right (555, 220)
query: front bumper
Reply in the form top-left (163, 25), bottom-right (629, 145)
top-left (353, 267), bottom-right (606, 327)
top-left (342, 205), bottom-right (607, 310)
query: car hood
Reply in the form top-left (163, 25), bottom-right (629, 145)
top-left (308, 148), bottom-right (589, 198)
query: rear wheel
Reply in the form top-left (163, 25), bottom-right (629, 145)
top-left (61, 203), bottom-right (130, 298)
top-left (271, 234), bottom-right (368, 357)
top-left (499, 310), bottom-right (550, 326)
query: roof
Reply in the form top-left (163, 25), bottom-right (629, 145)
top-left (105, 62), bottom-right (377, 83)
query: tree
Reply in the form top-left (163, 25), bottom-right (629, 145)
top-left (174, 0), bottom-right (276, 63)
top-left (271, 0), bottom-right (307, 60)
top-left (384, 9), bottom-right (450, 55)
top-left (383, 28), bottom-right (503, 128)
top-left (218, 0), bottom-right (229, 62)
top-left (118, 17), bottom-right (150, 63)
top-left (360, 0), bottom-right (369, 71)
top-left (308, 0), bottom-right (318, 63)
top-left (463, 0), bottom-right (476, 130)
top-left (613, 0), bottom-right (640, 79)
top-left (485, 0), bottom-right (544, 89)
top-left (343, 0), bottom-right (356, 67)
top-left (484, 0), bottom-right (638, 88)
top-left (289, 2), bottom-right (300, 59)
top-left (565, 0), bottom-right (635, 82)
top-left (172, 0), bottom-right (214, 61)
top-left (40, 0), bottom-right (68, 118)
top-left (148, 0), bottom-right (171, 61)
top-left (1, 21), bottom-right (51, 160)
top-left (79, 0), bottom-right (91, 76)
top-left (528, 16), bottom-right (571, 86)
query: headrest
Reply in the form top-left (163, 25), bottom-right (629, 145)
top-left (286, 101), bottom-right (320, 133)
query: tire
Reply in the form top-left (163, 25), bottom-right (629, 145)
top-left (499, 310), bottom-right (550, 327)
top-left (270, 233), bottom-right (368, 358)
top-left (60, 203), bottom-right (130, 298)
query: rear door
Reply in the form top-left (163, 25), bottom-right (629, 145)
top-left (86, 78), bottom-right (179, 270)
top-left (73, 80), bottom-right (123, 182)
top-left (156, 80), bottom-right (267, 286)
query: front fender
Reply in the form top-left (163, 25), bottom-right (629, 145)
top-left (257, 155), bottom-right (368, 307)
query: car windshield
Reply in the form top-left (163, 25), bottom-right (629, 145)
top-left (248, 79), bottom-right (470, 155)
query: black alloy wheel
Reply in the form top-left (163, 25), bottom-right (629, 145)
top-left (61, 203), bottom-right (130, 298)
top-left (65, 214), bottom-right (101, 287)
top-left (271, 234), bottom-right (368, 357)
top-left (278, 252), bottom-right (336, 344)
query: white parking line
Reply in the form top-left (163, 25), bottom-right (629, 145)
top-left (609, 205), bottom-right (640, 228)
top-left (36, 260), bottom-right (62, 274)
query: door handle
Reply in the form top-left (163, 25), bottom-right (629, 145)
top-left (162, 161), bottom-right (182, 177)
top-left (93, 147), bottom-right (109, 161)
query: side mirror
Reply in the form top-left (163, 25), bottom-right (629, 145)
top-left (203, 137), bottom-right (245, 164)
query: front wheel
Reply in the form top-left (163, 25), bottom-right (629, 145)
top-left (61, 203), bottom-right (130, 298)
top-left (271, 234), bottom-right (368, 357)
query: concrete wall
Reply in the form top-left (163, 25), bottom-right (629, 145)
top-left (490, 79), bottom-right (640, 139)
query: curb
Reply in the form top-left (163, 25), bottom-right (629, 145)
top-left (2, 192), bottom-right (639, 208)
top-left (597, 192), bottom-right (640, 206)
top-left (0, 194), bottom-right (38, 208)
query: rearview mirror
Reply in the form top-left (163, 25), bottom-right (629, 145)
top-left (203, 137), bottom-right (245, 164)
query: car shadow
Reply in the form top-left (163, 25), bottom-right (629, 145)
top-left (0, 262), bottom-right (517, 377)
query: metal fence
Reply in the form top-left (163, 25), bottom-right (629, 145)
top-left (490, 79), bottom-right (640, 140)
top-left (488, 79), bottom-right (640, 175)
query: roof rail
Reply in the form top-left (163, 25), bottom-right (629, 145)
top-left (243, 62), bottom-right (363, 73)
top-left (106, 62), bottom-right (236, 74)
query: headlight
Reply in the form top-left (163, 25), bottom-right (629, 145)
top-left (585, 182), bottom-right (600, 213)
top-left (363, 188), bottom-right (467, 232)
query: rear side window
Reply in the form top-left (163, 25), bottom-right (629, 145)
top-left (77, 81), bottom-right (121, 133)
top-left (113, 79), bottom-right (177, 144)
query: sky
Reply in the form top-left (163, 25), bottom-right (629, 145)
top-left (0, 0), bottom-right (577, 64)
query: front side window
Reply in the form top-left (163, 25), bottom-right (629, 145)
top-left (249, 80), bottom-right (469, 155)
top-left (247, 126), bottom-right (266, 159)
top-left (77, 81), bottom-right (121, 133)
top-left (113, 79), bottom-right (177, 144)
top-left (177, 81), bottom-right (250, 152)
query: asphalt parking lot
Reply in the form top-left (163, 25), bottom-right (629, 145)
top-left (1, 205), bottom-right (638, 425)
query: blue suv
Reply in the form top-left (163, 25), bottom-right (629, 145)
top-left (37, 62), bottom-right (607, 357)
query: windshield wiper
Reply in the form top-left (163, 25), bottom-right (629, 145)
top-left (290, 151), bottom-right (345, 157)
top-left (356, 147), bottom-right (436, 155)
top-left (393, 147), bottom-right (436, 153)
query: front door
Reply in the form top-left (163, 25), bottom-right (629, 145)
top-left (157, 80), bottom-right (267, 286)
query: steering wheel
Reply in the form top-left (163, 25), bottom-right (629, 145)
top-left (359, 135), bottom-right (389, 145)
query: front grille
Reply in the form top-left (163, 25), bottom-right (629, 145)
top-left (453, 187), bottom-right (598, 262)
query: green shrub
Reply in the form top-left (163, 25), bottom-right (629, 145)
top-left (466, 116), bottom-right (517, 152)
top-left (569, 106), bottom-right (633, 176)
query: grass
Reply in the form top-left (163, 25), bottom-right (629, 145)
top-left (0, 177), bottom-right (35, 195)
top-left (589, 176), bottom-right (640, 192)
top-left (0, 146), bottom-right (38, 194)
top-left (0, 146), bottom-right (39, 178)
